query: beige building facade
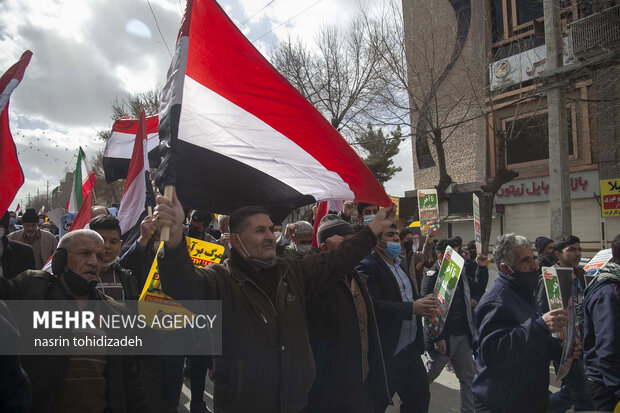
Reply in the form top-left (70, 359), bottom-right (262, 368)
top-left (402, 0), bottom-right (620, 256)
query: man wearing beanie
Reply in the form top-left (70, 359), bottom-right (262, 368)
top-left (535, 236), bottom-right (556, 270)
top-left (535, 236), bottom-right (557, 314)
top-left (304, 214), bottom-right (389, 412)
top-left (8, 208), bottom-right (57, 269)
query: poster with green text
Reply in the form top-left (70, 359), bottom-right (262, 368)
top-left (428, 245), bottom-right (465, 338)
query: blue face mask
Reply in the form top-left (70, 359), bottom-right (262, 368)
top-left (9, 217), bottom-right (16, 226)
top-left (363, 215), bottom-right (375, 226)
top-left (384, 241), bottom-right (402, 259)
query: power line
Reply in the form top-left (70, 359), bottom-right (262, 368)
top-left (146, 0), bottom-right (173, 57)
top-left (239, 0), bottom-right (277, 28)
top-left (253, 0), bottom-right (325, 42)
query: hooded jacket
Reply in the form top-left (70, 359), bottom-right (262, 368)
top-left (471, 271), bottom-right (562, 413)
top-left (157, 227), bottom-right (377, 413)
top-left (582, 261), bottom-right (620, 401)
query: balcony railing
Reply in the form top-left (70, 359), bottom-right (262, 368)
top-left (569, 5), bottom-right (620, 57)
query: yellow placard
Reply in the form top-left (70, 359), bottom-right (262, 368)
top-left (600, 179), bottom-right (620, 217)
top-left (138, 237), bottom-right (225, 330)
top-left (389, 196), bottom-right (400, 221)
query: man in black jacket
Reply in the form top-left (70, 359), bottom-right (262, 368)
top-left (421, 239), bottom-right (483, 413)
top-left (89, 215), bottom-right (139, 301)
top-left (0, 229), bottom-right (148, 413)
top-left (356, 223), bottom-right (437, 413)
top-left (304, 215), bottom-right (390, 413)
top-left (0, 211), bottom-right (35, 279)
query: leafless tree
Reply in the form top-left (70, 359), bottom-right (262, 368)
top-left (270, 18), bottom-right (388, 141)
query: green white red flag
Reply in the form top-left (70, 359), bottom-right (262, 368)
top-left (68, 146), bottom-right (96, 213)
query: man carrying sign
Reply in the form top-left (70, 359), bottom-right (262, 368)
top-left (471, 234), bottom-right (579, 413)
top-left (356, 223), bottom-right (437, 413)
top-left (421, 239), bottom-right (482, 413)
top-left (153, 190), bottom-right (396, 413)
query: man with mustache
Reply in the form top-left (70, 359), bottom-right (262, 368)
top-left (0, 229), bottom-right (148, 412)
top-left (153, 190), bottom-right (396, 413)
top-left (8, 208), bottom-right (57, 269)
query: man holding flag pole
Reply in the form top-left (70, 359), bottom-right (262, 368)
top-left (148, 0), bottom-right (399, 411)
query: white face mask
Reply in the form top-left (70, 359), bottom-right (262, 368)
top-left (294, 243), bottom-right (312, 256)
top-left (273, 231), bottom-right (283, 240)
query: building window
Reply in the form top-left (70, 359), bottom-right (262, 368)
top-left (504, 108), bottom-right (575, 165)
top-left (491, 0), bottom-right (505, 42)
top-left (490, 0), bottom-right (577, 51)
top-left (516, 0), bottom-right (544, 25)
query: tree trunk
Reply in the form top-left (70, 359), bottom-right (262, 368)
top-left (431, 128), bottom-right (453, 200)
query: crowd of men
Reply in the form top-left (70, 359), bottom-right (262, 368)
top-left (0, 198), bottom-right (618, 413)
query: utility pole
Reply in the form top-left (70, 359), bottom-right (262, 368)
top-left (544, 0), bottom-right (572, 238)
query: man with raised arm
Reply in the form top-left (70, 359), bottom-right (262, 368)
top-left (153, 189), bottom-right (396, 413)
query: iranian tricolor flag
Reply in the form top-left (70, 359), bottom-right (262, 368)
top-left (68, 146), bottom-right (97, 212)
top-left (155, 0), bottom-right (390, 222)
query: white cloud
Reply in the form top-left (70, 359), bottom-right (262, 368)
top-left (4, 0), bottom-right (413, 210)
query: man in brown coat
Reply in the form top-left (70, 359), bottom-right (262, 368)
top-left (153, 189), bottom-right (396, 413)
top-left (8, 208), bottom-right (57, 269)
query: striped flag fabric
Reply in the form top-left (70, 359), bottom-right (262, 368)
top-left (103, 114), bottom-right (160, 183)
top-left (118, 110), bottom-right (154, 236)
top-left (155, 0), bottom-right (390, 222)
top-left (68, 147), bottom-right (97, 213)
top-left (0, 51), bottom-right (32, 217)
top-left (67, 190), bottom-right (93, 233)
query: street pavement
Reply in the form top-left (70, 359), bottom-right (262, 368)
top-left (179, 362), bottom-right (566, 412)
top-left (178, 268), bottom-right (571, 413)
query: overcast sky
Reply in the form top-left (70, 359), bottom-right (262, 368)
top-left (1, 0), bottom-right (413, 211)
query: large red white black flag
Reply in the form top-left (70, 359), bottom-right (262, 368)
top-left (118, 110), bottom-right (156, 248)
top-left (103, 115), bottom-right (160, 183)
top-left (155, 0), bottom-right (390, 220)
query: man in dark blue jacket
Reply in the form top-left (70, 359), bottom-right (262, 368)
top-left (471, 233), bottom-right (573, 413)
top-left (356, 223), bottom-right (437, 413)
top-left (582, 233), bottom-right (620, 411)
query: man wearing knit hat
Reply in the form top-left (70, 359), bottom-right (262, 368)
top-left (8, 208), bottom-right (57, 269)
top-left (535, 236), bottom-right (556, 270)
top-left (534, 236), bottom-right (557, 315)
top-left (304, 214), bottom-right (389, 412)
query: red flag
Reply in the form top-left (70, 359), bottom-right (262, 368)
top-left (67, 190), bottom-right (93, 232)
top-left (156, 0), bottom-right (390, 222)
top-left (118, 110), bottom-right (149, 235)
top-left (0, 51), bottom-right (32, 216)
top-left (312, 202), bottom-right (328, 248)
